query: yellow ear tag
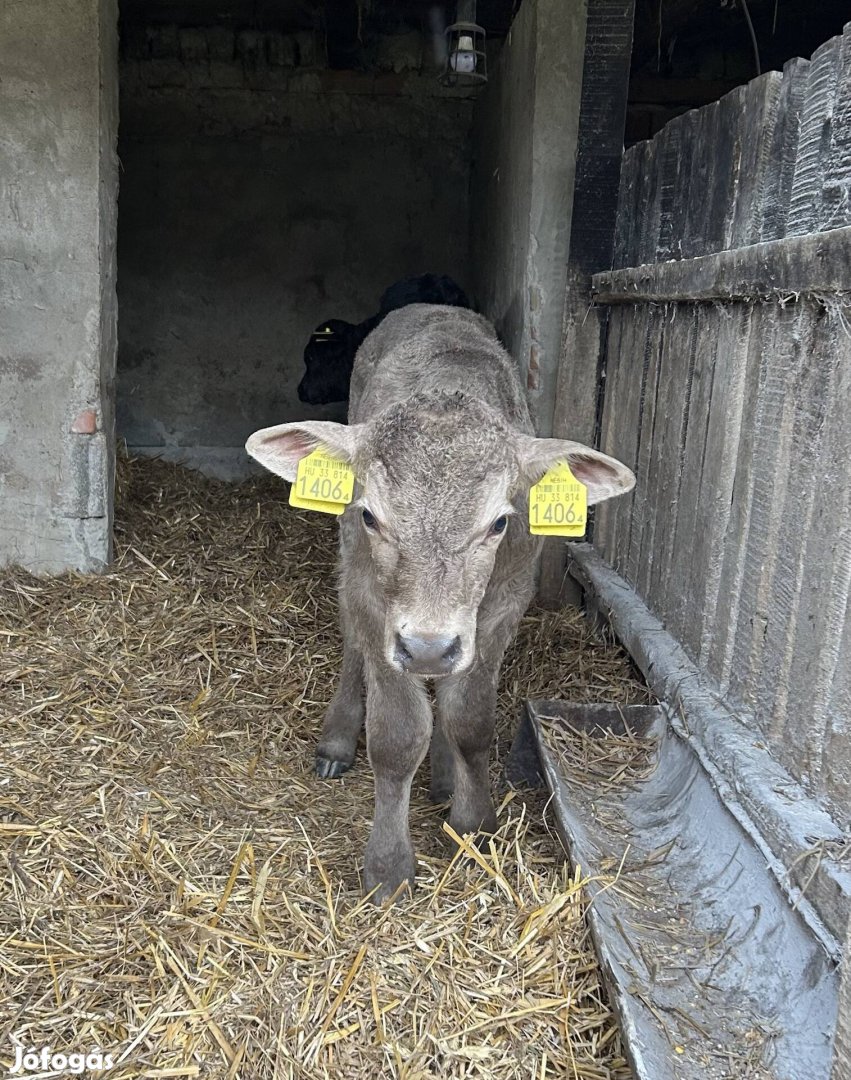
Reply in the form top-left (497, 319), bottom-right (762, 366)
top-left (289, 448), bottom-right (355, 516)
top-left (529, 462), bottom-right (587, 537)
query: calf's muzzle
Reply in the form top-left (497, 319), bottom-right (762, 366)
top-left (394, 631), bottom-right (461, 676)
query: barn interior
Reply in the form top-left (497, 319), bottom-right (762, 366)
top-left (114, 0), bottom-right (849, 481)
top-left (116, 0), bottom-right (559, 479)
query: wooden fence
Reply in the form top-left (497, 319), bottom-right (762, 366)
top-left (592, 24), bottom-right (851, 830)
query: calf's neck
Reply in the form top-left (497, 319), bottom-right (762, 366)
top-left (248, 304), bottom-right (634, 902)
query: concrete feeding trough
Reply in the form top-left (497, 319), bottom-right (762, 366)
top-left (507, 700), bottom-right (839, 1080)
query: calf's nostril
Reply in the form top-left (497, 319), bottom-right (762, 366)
top-left (394, 633), bottom-right (413, 664)
top-left (443, 635), bottom-right (461, 662)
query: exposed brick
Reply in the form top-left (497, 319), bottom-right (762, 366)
top-left (71, 409), bottom-right (97, 435)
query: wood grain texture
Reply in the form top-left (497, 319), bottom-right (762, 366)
top-left (665, 304), bottom-right (716, 644)
top-left (594, 305), bottom-right (630, 563)
top-left (787, 35), bottom-right (841, 236)
top-left (645, 304), bottom-right (697, 625)
top-left (726, 303), bottom-right (805, 717)
top-left (591, 26), bottom-right (851, 882)
top-left (760, 57), bottom-right (810, 241)
top-left (624, 303), bottom-right (660, 592)
top-left (822, 22), bottom-right (851, 231)
top-left (729, 73), bottom-right (782, 247)
top-left (786, 309), bottom-right (851, 816)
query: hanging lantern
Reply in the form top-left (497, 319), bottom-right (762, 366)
top-left (439, 2), bottom-right (487, 87)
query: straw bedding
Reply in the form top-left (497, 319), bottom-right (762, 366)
top-left (0, 454), bottom-right (649, 1079)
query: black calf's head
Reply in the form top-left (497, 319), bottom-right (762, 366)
top-left (297, 319), bottom-right (361, 405)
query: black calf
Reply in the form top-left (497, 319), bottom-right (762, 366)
top-left (378, 273), bottom-right (470, 316)
top-left (297, 317), bottom-right (377, 406)
top-left (297, 274), bottom-right (471, 406)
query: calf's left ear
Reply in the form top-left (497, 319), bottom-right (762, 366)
top-left (518, 437), bottom-right (635, 505)
top-left (246, 420), bottom-right (364, 482)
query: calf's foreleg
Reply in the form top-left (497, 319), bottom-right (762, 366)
top-left (316, 638), bottom-right (364, 778)
top-left (316, 606), bottom-right (365, 778)
top-left (363, 666), bottom-right (432, 902)
top-left (434, 662), bottom-right (499, 838)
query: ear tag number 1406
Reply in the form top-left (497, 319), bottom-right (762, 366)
top-left (529, 462), bottom-right (587, 537)
top-left (290, 449), bottom-right (355, 516)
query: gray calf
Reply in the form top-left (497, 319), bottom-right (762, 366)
top-left (247, 304), bottom-right (634, 902)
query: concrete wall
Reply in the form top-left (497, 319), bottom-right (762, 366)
top-left (117, 32), bottom-right (475, 478)
top-left (470, 0), bottom-right (587, 435)
top-left (0, 0), bottom-right (119, 572)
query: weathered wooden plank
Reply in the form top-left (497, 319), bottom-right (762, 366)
top-left (654, 113), bottom-right (684, 262)
top-left (646, 304), bottom-right (697, 624)
top-left (787, 35), bottom-right (841, 237)
top-left (753, 305), bottom-right (823, 753)
top-left (612, 143), bottom-right (637, 271)
top-left (601, 307), bottom-right (637, 572)
top-left (623, 303), bottom-right (657, 589)
top-left (664, 304), bottom-right (715, 643)
top-left (691, 304), bottom-right (753, 670)
top-left (606, 305), bottom-right (649, 575)
top-left (665, 107), bottom-right (699, 262)
top-left (594, 305), bottom-right (629, 563)
top-left (681, 102), bottom-right (718, 260)
top-left (785, 308), bottom-right (851, 810)
top-left (634, 307), bottom-right (669, 601)
top-left (726, 302), bottom-right (807, 718)
top-left (552, 282), bottom-right (604, 452)
top-left (705, 306), bottom-right (767, 690)
top-left (729, 72), bottom-right (782, 247)
top-left (824, 581), bottom-right (851, 831)
top-left (636, 136), bottom-right (663, 267)
top-left (760, 57), bottom-right (810, 242)
top-left (822, 22), bottom-right (851, 231)
top-left (703, 86), bottom-right (745, 254)
top-left (613, 142), bottom-right (648, 270)
top-left (592, 224), bottom-right (851, 303)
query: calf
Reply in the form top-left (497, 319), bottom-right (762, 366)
top-left (297, 274), bottom-right (471, 406)
top-left (248, 304), bottom-right (634, 902)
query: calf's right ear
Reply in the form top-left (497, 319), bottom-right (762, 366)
top-left (245, 421), bottom-right (364, 482)
top-left (517, 437), bottom-right (635, 505)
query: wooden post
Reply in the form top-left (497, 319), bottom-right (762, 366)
top-left (538, 0), bottom-right (636, 608)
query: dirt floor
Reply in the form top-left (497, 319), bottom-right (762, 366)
top-left (0, 454), bottom-right (649, 1079)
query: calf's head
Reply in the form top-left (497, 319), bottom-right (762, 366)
top-left (297, 319), bottom-right (375, 405)
top-left (247, 394), bottom-right (634, 677)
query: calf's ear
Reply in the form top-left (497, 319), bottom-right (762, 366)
top-left (246, 421), bottom-right (364, 482)
top-left (517, 437), bottom-right (635, 506)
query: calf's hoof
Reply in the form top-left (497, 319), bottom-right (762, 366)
top-left (449, 803), bottom-right (498, 840)
top-left (428, 779), bottom-right (453, 804)
top-left (363, 848), bottom-right (417, 905)
top-left (315, 755), bottom-right (353, 780)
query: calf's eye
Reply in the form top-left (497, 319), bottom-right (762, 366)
top-left (362, 508), bottom-right (378, 530)
top-left (490, 515), bottom-right (508, 536)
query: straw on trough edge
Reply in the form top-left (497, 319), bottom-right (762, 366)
top-left (0, 453), bottom-right (650, 1079)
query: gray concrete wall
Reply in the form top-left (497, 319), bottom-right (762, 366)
top-left (470, 0), bottom-right (587, 435)
top-left (0, 0), bottom-right (119, 572)
top-left (117, 33), bottom-right (475, 478)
